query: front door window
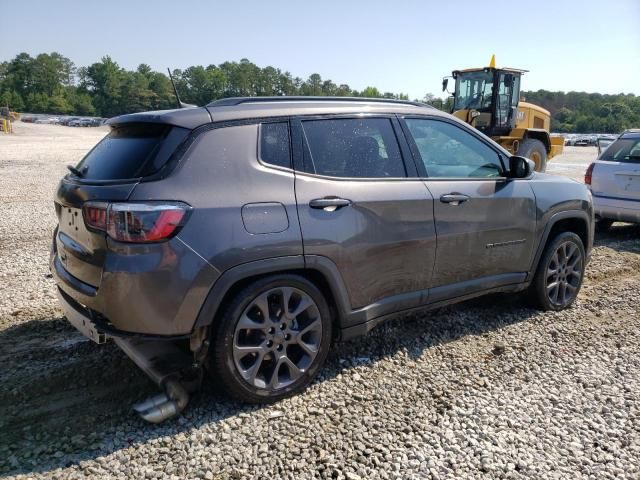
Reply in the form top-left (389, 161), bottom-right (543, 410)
top-left (404, 118), bottom-right (504, 178)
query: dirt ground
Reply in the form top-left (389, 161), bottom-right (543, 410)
top-left (0, 123), bottom-right (638, 479)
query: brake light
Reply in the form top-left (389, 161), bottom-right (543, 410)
top-left (584, 163), bottom-right (595, 185)
top-left (82, 202), bottom-right (190, 243)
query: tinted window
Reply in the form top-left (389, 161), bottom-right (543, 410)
top-left (75, 123), bottom-right (185, 180)
top-left (260, 122), bottom-right (291, 169)
top-left (599, 136), bottom-right (640, 164)
top-left (405, 119), bottom-right (503, 178)
top-left (301, 118), bottom-right (406, 178)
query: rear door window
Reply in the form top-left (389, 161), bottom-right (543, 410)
top-left (74, 123), bottom-right (188, 180)
top-left (300, 118), bottom-right (406, 178)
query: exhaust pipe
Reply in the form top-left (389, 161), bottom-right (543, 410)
top-left (113, 337), bottom-right (195, 423)
top-left (133, 379), bottom-right (189, 423)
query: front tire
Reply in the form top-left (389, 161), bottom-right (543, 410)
top-left (518, 138), bottom-right (547, 172)
top-left (209, 275), bottom-right (332, 403)
top-left (529, 232), bottom-right (586, 311)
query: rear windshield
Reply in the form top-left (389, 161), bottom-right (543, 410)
top-left (599, 136), bottom-right (640, 163)
top-left (74, 123), bottom-right (188, 180)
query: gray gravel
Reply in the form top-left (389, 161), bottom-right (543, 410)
top-left (1, 124), bottom-right (639, 479)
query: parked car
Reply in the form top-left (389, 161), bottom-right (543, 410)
top-left (68, 118), bottom-right (87, 127)
top-left (585, 129), bottom-right (640, 230)
top-left (51, 97), bottom-right (593, 422)
top-left (60, 117), bottom-right (79, 126)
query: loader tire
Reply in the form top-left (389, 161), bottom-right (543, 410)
top-left (518, 138), bottom-right (547, 172)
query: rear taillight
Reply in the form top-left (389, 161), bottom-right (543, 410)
top-left (82, 202), bottom-right (190, 243)
top-left (584, 163), bottom-right (595, 185)
top-left (83, 203), bottom-right (108, 230)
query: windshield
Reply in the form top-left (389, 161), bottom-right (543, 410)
top-left (454, 71), bottom-right (494, 110)
top-left (599, 136), bottom-right (640, 163)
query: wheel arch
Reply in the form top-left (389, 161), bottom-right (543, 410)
top-left (523, 129), bottom-right (552, 154)
top-left (530, 210), bottom-right (592, 278)
top-left (192, 255), bottom-right (352, 334)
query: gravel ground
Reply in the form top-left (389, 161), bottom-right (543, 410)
top-left (1, 124), bottom-right (638, 479)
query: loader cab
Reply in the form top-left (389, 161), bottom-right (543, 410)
top-left (447, 67), bottom-right (524, 137)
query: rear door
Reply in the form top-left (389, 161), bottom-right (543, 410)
top-left (400, 116), bottom-right (537, 293)
top-left (292, 116), bottom-right (436, 311)
top-left (592, 134), bottom-right (640, 201)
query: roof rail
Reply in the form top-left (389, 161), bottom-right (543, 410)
top-left (207, 96), bottom-right (429, 108)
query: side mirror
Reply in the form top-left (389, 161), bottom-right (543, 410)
top-left (509, 156), bottom-right (534, 178)
top-left (442, 78), bottom-right (448, 92)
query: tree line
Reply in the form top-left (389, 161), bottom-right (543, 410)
top-left (1, 52), bottom-right (638, 133)
top-left (0, 52), bottom-right (409, 118)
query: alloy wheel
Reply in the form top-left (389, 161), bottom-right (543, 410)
top-left (546, 241), bottom-right (583, 307)
top-left (232, 287), bottom-right (322, 391)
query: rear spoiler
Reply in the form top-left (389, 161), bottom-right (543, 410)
top-left (106, 107), bottom-right (212, 130)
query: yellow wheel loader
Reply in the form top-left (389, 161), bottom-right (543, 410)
top-left (442, 55), bottom-right (563, 171)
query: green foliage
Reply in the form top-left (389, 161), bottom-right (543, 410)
top-left (0, 52), bottom-right (415, 117)
top-left (522, 90), bottom-right (639, 133)
top-left (1, 52), bottom-right (637, 132)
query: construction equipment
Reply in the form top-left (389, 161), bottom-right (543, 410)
top-left (442, 55), bottom-right (563, 171)
top-left (0, 107), bottom-right (19, 134)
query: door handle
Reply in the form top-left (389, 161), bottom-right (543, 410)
top-left (309, 197), bottom-right (352, 211)
top-left (440, 193), bottom-right (470, 205)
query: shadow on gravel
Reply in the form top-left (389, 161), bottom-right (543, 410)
top-left (0, 293), bottom-right (540, 476)
top-left (594, 222), bottom-right (640, 253)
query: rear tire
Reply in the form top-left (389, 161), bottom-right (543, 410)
top-left (518, 138), bottom-right (547, 172)
top-left (209, 275), bottom-right (332, 403)
top-left (595, 219), bottom-right (613, 232)
top-left (529, 232), bottom-right (585, 311)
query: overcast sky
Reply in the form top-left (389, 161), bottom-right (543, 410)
top-left (3, 0), bottom-right (639, 99)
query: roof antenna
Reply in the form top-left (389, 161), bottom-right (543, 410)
top-left (167, 68), bottom-right (195, 108)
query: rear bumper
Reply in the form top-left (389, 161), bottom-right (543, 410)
top-left (593, 194), bottom-right (640, 223)
top-left (57, 285), bottom-right (194, 408)
top-left (57, 287), bottom-right (107, 344)
top-left (56, 286), bottom-right (189, 341)
top-left (51, 232), bottom-right (220, 336)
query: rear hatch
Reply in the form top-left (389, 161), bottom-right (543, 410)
top-left (54, 121), bottom-right (191, 287)
top-left (592, 134), bottom-right (640, 201)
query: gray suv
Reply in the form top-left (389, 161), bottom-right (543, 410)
top-left (52, 97), bottom-right (593, 421)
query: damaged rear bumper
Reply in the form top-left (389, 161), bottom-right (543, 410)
top-left (56, 286), bottom-right (198, 423)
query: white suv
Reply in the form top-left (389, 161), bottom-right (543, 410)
top-left (586, 129), bottom-right (640, 230)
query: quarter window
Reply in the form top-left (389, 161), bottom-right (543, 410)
top-left (260, 122), bottom-right (291, 169)
top-left (405, 118), bottom-right (504, 178)
top-left (301, 118), bottom-right (406, 178)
